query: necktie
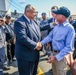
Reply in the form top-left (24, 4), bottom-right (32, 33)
top-left (30, 20), bottom-right (36, 32)
top-left (53, 18), bottom-right (55, 22)
top-left (30, 20), bottom-right (32, 24)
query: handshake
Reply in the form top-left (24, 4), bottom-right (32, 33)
top-left (36, 42), bottom-right (42, 50)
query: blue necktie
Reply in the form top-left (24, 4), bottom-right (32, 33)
top-left (30, 20), bottom-right (32, 24)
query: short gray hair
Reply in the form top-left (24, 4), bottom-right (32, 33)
top-left (25, 4), bottom-right (35, 12)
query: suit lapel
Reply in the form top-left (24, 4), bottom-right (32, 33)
top-left (32, 21), bottom-right (39, 35)
top-left (30, 22), bottom-right (40, 38)
top-left (22, 15), bottom-right (40, 38)
top-left (22, 15), bottom-right (30, 24)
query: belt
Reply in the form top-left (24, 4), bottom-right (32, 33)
top-left (53, 50), bottom-right (60, 53)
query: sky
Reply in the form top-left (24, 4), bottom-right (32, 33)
top-left (10, 0), bottom-right (76, 17)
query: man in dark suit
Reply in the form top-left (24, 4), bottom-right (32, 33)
top-left (14, 4), bottom-right (42, 75)
top-left (48, 6), bottom-right (58, 34)
top-left (47, 6), bottom-right (58, 55)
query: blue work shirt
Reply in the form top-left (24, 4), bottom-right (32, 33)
top-left (41, 21), bottom-right (75, 61)
top-left (40, 19), bottom-right (48, 26)
top-left (40, 19), bottom-right (48, 39)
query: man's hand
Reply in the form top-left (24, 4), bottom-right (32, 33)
top-left (64, 52), bottom-right (75, 67)
top-left (5, 41), bottom-right (8, 45)
top-left (36, 42), bottom-right (42, 50)
top-left (64, 52), bottom-right (76, 75)
top-left (47, 56), bottom-right (56, 63)
top-left (52, 22), bottom-right (58, 26)
top-left (75, 34), bottom-right (76, 38)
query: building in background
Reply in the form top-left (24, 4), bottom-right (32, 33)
top-left (71, 15), bottom-right (76, 20)
top-left (0, 0), bottom-right (23, 19)
top-left (0, 0), bottom-right (9, 11)
top-left (0, 0), bottom-right (9, 16)
top-left (0, 0), bottom-right (76, 20)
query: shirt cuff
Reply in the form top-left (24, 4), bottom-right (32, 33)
top-left (50, 23), bottom-right (54, 28)
top-left (55, 54), bottom-right (63, 61)
top-left (34, 45), bottom-right (37, 50)
top-left (41, 41), bottom-right (45, 45)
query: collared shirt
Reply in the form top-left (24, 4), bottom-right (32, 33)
top-left (52, 18), bottom-right (55, 22)
top-left (49, 18), bottom-right (57, 28)
top-left (41, 21), bottom-right (75, 61)
top-left (24, 14), bottom-right (30, 23)
top-left (40, 19), bottom-right (48, 26)
top-left (24, 14), bottom-right (37, 33)
top-left (40, 19), bottom-right (48, 39)
top-left (24, 15), bottom-right (38, 50)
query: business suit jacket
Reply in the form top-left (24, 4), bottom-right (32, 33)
top-left (14, 15), bottom-right (41, 61)
top-left (47, 18), bottom-right (54, 34)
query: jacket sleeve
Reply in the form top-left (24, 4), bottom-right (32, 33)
top-left (40, 24), bottom-right (52, 31)
top-left (4, 25), bottom-right (14, 41)
top-left (14, 21), bottom-right (37, 51)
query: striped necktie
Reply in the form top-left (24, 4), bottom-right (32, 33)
top-left (30, 20), bottom-right (36, 32)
